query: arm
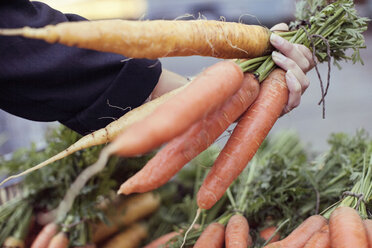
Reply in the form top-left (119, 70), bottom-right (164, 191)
top-left (0, 0), bottom-right (161, 135)
top-left (150, 69), bottom-right (189, 99)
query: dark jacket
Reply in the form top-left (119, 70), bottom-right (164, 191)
top-left (0, 0), bottom-right (162, 135)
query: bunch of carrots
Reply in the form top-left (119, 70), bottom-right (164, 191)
top-left (141, 133), bottom-right (305, 248)
top-left (143, 214), bottom-right (280, 248)
top-left (0, 0), bottom-right (368, 230)
top-left (26, 192), bottom-right (160, 248)
top-left (158, 213), bottom-right (371, 248)
top-left (263, 207), bottom-right (372, 248)
top-left (0, 126), bottom-right (163, 247)
top-left (264, 159), bottom-right (372, 248)
top-left (142, 145), bottom-right (372, 248)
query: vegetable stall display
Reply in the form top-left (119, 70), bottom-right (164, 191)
top-left (0, 127), bottom-right (159, 247)
top-left (2, 0), bottom-right (368, 214)
top-left (0, 0), bottom-right (370, 247)
top-left (144, 130), bottom-right (372, 248)
top-left (1, 128), bottom-right (371, 247)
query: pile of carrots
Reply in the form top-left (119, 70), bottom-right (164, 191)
top-left (20, 192), bottom-right (160, 248)
top-left (143, 206), bottom-right (372, 248)
top-left (265, 207), bottom-right (372, 248)
top-left (144, 214), bottom-right (280, 248)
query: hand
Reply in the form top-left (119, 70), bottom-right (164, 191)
top-left (150, 69), bottom-right (189, 99)
top-left (270, 23), bottom-right (316, 114)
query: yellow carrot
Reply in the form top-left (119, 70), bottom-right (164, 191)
top-left (101, 223), bottom-right (147, 248)
top-left (93, 192), bottom-right (160, 243)
top-left (0, 20), bottom-right (271, 59)
top-left (0, 84), bottom-right (186, 187)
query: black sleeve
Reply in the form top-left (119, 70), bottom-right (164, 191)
top-left (0, 0), bottom-right (162, 135)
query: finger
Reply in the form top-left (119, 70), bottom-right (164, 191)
top-left (270, 33), bottom-right (311, 72)
top-left (295, 44), bottom-right (317, 69)
top-left (270, 23), bottom-right (289, 32)
top-left (282, 70), bottom-right (302, 114)
top-left (272, 51), bottom-right (310, 93)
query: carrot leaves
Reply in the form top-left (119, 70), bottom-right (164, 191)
top-left (0, 126), bottom-right (154, 246)
top-left (239, 0), bottom-right (369, 107)
top-left (1, 126), bottom-right (371, 247)
top-left (148, 129), bottom-right (372, 247)
top-left (291, 0), bottom-right (369, 66)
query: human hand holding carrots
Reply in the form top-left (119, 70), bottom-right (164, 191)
top-left (270, 23), bottom-right (315, 114)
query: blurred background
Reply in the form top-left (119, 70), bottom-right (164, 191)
top-left (1, 0), bottom-right (372, 155)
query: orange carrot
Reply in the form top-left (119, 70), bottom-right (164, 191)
top-left (0, 84), bottom-right (186, 187)
top-left (264, 215), bottom-right (327, 248)
top-left (108, 60), bottom-right (244, 157)
top-left (304, 225), bottom-right (331, 248)
top-left (260, 226), bottom-right (280, 243)
top-left (47, 232), bottom-right (69, 248)
top-left (119, 73), bottom-right (259, 194)
top-left (143, 231), bottom-right (180, 248)
top-left (197, 69), bottom-right (288, 209)
top-left (194, 222), bottom-right (225, 248)
top-left (31, 223), bottom-right (59, 248)
top-left (364, 219), bottom-right (372, 248)
top-left (0, 20), bottom-right (271, 59)
top-left (329, 206), bottom-right (368, 248)
top-left (225, 214), bottom-right (252, 248)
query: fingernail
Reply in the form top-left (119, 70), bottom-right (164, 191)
top-left (286, 70), bottom-right (301, 92)
top-left (272, 51), bottom-right (285, 63)
top-left (270, 33), bottom-right (283, 46)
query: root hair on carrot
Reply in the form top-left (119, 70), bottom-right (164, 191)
top-left (197, 12), bottom-right (208, 21)
top-left (106, 99), bottom-right (131, 112)
top-left (55, 146), bottom-right (113, 222)
top-left (180, 208), bottom-right (201, 248)
top-left (203, 32), bottom-right (216, 57)
top-left (120, 57), bottom-right (133, 63)
top-left (222, 31), bottom-right (250, 57)
top-left (174, 13), bottom-right (196, 21)
top-left (147, 59), bottom-right (161, 69)
top-left (219, 16), bottom-right (227, 22)
top-left (238, 13), bottom-right (263, 26)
